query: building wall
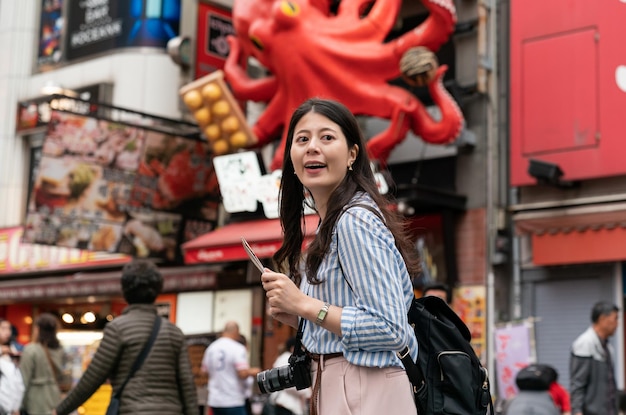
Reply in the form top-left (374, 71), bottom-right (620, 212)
top-left (0, 1), bottom-right (37, 227)
top-left (26, 52), bottom-right (182, 118)
top-left (0, 1), bottom-right (185, 228)
top-left (509, 0), bottom-right (626, 186)
top-left (456, 208), bottom-right (487, 285)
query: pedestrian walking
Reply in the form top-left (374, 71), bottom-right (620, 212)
top-left (570, 301), bottom-right (619, 415)
top-left (201, 321), bottom-right (261, 415)
top-left (52, 259), bottom-right (197, 415)
top-left (20, 313), bottom-right (68, 415)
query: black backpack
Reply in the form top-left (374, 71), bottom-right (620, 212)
top-left (399, 296), bottom-right (494, 415)
top-left (338, 204), bottom-right (494, 414)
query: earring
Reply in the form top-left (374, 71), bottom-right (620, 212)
top-left (348, 163), bottom-right (353, 171)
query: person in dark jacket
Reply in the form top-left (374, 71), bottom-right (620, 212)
top-left (53, 259), bottom-right (197, 415)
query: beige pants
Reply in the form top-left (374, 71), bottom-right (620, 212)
top-left (311, 355), bottom-right (416, 415)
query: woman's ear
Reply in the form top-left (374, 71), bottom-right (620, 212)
top-left (349, 144), bottom-right (359, 166)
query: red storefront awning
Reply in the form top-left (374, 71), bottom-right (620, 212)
top-left (182, 216), bottom-right (319, 264)
top-left (514, 202), bottom-right (626, 266)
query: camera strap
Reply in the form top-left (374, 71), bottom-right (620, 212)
top-left (294, 316), bottom-right (306, 353)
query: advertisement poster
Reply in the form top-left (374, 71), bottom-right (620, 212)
top-left (411, 214), bottom-right (447, 288)
top-left (64, 0), bottom-right (181, 61)
top-left (494, 322), bottom-right (534, 400)
top-left (24, 111), bottom-right (219, 263)
top-left (195, 2), bottom-right (234, 78)
top-left (38, 0), bottom-right (64, 67)
top-left (452, 285), bottom-right (487, 362)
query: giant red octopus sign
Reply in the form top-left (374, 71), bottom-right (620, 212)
top-left (224, 0), bottom-right (463, 171)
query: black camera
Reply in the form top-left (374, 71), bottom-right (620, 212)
top-left (257, 349), bottom-right (312, 394)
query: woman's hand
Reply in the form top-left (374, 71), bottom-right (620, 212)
top-left (261, 270), bottom-right (307, 320)
top-left (262, 270), bottom-right (343, 336)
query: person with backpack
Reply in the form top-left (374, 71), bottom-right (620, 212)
top-left (260, 98), bottom-right (420, 415)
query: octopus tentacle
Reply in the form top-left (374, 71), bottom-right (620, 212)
top-left (387, 0), bottom-right (456, 61)
top-left (333, 0), bottom-right (401, 41)
top-left (251, 96), bottom-right (287, 149)
top-left (365, 99), bottom-right (414, 165)
top-left (409, 65), bottom-right (463, 144)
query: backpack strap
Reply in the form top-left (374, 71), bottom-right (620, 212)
top-left (338, 203), bottom-right (428, 412)
top-left (336, 202), bottom-right (386, 293)
top-left (398, 342), bottom-right (427, 414)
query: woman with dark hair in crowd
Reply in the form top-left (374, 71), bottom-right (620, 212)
top-left (0, 317), bottom-right (23, 358)
top-left (20, 312), bottom-right (68, 415)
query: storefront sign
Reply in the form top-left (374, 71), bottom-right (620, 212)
top-left (0, 226), bottom-right (128, 275)
top-left (64, 0), bottom-right (181, 62)
top-left (0, 267), bottom-right (217, 300)
top-left (213, 152), bottom-right (388, 219)
top-left (494, 321), bottom-right (533, 399)
top-left (213, 152), bottom-right (276, 216)
top-left (16, 84), bottom-right (104, 134)
top-left (196, 2), bottom-right (234, 78)
top-left (183, 215), bottom-right (319, 265)
top-left (23, 110), bottom-right (218, 263)
top-left (453, 285), bottom-right (487, 362)
top-left (192, 240), bottom-right (283, 264)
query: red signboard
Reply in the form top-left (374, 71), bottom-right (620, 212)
top-left (0, 226), bottom-right (129, 275)
top-left (195, 2), bottom-right (234, 78)
top-left (510, 0), bottom-right (626, 186)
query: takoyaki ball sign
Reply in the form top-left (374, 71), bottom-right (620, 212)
top-left (24, 111), bottom-right (218, 263)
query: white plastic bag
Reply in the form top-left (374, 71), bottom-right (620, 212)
top-left (0, 357), bottom-right (25, 413)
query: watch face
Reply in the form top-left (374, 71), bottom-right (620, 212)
top-left (316, 303), bottom-right (329, 324)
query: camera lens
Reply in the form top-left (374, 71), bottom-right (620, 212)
top-left (257, 365), bottom-right (295, 394)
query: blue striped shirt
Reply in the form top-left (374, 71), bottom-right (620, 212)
top-left (301, 194), bottom-right (419, 368)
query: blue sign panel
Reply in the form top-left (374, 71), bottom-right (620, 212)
top-left (65, 0), bottom-right (181, 61)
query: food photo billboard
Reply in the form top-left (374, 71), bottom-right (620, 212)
top-left (24, 110), bottom-right (219, 263)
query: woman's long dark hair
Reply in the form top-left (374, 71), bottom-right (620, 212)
top-left (273, 98), bottom-right (420, 285)
top-left (36, 313), bottom-right (61, 349)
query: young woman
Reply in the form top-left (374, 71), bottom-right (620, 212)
top-left (261, 98), bottom-right (420, 415)
top-left (20, 313), bottom-right (67, 415)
